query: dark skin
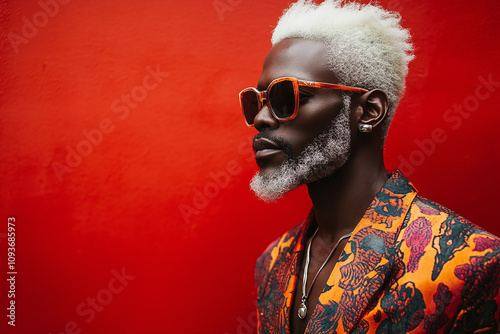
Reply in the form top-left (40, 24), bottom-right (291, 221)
top-left (252, 38), bottom-right (390, 334)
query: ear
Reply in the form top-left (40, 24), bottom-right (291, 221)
top-left (358, 89), bottom-right (389, 129)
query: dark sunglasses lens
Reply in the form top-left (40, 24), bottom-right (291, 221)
top-left (268, 80), bottom-right (295, 119)
top-left (241, 90), bottom-right (259, 125)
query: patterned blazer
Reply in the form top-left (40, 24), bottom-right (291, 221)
top-left (255, 170), bottom-right (500, 333)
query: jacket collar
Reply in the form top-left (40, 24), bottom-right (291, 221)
top-left (286, 170), bottom-right (418, 333)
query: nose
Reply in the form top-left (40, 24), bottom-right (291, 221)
top-left (253, 103), bottom-right (279, 131)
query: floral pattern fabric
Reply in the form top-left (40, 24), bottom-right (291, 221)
top-left (255, 170), bottom-right (500, 333)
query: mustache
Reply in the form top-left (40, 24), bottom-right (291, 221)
top-left (253, 131), bottom-right (293, 156)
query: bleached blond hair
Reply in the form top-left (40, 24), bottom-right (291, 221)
top-left (271, 0), bottom-right (414, 139)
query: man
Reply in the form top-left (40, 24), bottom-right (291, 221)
top-left (239, 1), bottom-right (500, 333)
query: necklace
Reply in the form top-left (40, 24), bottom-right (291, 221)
top-left (297, 228), bottom-right (352, 320)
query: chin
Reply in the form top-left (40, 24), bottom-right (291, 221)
top-left (256, 164), bottom-right (280, 178)
top-left (250, 162), bottom-right (302, 203)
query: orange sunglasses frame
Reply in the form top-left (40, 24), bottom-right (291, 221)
top-left (239, 77), bottom-right (369, 127)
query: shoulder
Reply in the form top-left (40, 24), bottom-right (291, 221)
top-left (404, 195), bottom-right (500, 259)
top-left (380, 195), bottom-right (500, 331)
top-left (408, 195), bottom-right (497, 242)
top-left (403, 195), bottom-right (500, 305)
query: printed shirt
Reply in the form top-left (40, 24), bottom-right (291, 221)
top-left (255, 170), bottom-right (500, 333)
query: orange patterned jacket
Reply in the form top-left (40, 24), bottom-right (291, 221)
top-left (255, 170), bottom-right (500, 333)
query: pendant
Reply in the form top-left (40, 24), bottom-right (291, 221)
top-left (297, 301), bottom-right (308, 319)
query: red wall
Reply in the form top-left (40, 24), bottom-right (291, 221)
top-left (1, 0), bottom-right (499, 333)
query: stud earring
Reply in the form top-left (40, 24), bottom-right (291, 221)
top-left (358, 124), bottom-right (373, 133)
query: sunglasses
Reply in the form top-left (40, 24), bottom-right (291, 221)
top-left (239, 77), bottom-right (368, 126)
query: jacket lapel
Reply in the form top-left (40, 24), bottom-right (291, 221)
top-left (257, 214), bottom-right (314, 333)
top-left (281, 214), bottom-right (315, 333)
top-left (305, 170), bottom-right (418, 334)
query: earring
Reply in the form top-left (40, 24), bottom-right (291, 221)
top-left (358, 124), bottom-right (373, 133)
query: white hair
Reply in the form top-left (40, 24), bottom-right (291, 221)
top-left (251, 94), bottom-right (351, 202)
top-left (271, 0), bottom-right (414, 139)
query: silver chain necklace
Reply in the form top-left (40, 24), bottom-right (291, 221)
top-left (297, 228), bottom-right (352, 320)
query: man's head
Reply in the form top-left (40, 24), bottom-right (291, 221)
top-left (271, 0), bottom-right (414, 139)
top-left (247, 0), bottom-right (414, 201)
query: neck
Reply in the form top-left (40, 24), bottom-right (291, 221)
top-left (306, 149), bottom-right (388, 241)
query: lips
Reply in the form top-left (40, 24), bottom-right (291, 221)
top-left (253, 137), bottom-right (284, 160)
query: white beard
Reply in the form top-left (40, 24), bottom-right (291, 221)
top-left (250, 94), bottom-right (351, 202)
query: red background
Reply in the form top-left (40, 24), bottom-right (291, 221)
top-left (1, 0), bottom-right (499, 333)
